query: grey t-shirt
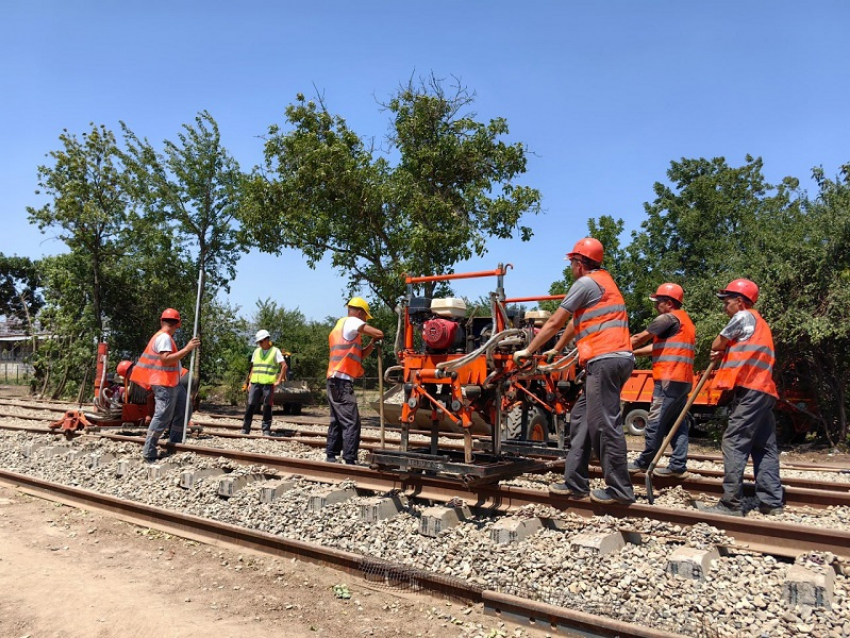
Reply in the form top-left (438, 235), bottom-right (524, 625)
top-left (560, 272), bottom-right (632, 363)
top-left (720, 310), bottom-right (757, 343)
top-left (646, 313), bottom-right (680, 340)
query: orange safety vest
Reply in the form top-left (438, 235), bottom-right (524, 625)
top-left (713, 309), bottom-right (778, 398)
top-left (572, 270), bottom-right (632, 365)
top-left (129, 330), bottom-right (182, 389)
top-left (327, 317), bottom-right (364, 379)
top-left (651, 308), bottom-right (696, 383)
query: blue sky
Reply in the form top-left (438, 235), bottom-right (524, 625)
top-left (2, 1), bottom-right (848, 322)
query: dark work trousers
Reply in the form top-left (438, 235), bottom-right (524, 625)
top-left (563, 356), bottom-right (635, 502)
top-left (142, 381), bottom-right (189, 460)
top-left (242, 383), bottom-right (274, 433)
top-left (720, 387), bottom-right (784, 511)
top-left (635, 380), bottom-right (691, 472)
top-left (326, 377), bottom-right (361, 464)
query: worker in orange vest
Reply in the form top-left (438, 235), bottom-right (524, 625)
top-left (702, 279), bottom-right (784, 517)
top-left (130, 308), bottom-right (200, 462)
top-left (628, 283), bottom-right (695, 478)
top-left (325, 297), bottom-right (384, 465)
top-left (515, 238), bottom-right (635, 505)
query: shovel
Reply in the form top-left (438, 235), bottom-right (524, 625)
top-left (645, 359), bottom-right (717, 504)
top-left (377, 342), bottom-right (385, 449)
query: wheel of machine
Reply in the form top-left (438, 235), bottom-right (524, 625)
top-left (289, 403), bottom-right (302, 416)
top-left (506, 405), bottom-right (550, 442)
top-left (624, 407), bottom-right (649, 436)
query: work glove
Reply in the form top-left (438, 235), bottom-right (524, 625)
top-left (241, 383), bottom-right (249, 392)
top-left (543, 348), bottom-right (560, 364)
top-left (372, 339), bottom-right (383, 347)
top-left (513, 349), bottom-right (531, 365)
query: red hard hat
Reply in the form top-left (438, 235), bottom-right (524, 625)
top-left (566, 237), bottom-right (604, 264)
top-left (649, 283), bottom-right (684, 305)
top-left (717, 278), bottom-right (759, 304)
top-left (161, 308), bottom-right (181, 324)
top-left (116, 360), bottom-right (133, 378)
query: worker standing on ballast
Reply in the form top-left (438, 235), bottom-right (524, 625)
top-left (514, 238), bottom-right (635, 505)
top-left (130, 308), bottom-right (200, 462)
top-left (627, 283), bottom-right (695, 478)
top-left (326, 297), bottom-right (384, 465)
top-left (702, 278), bottom-right (784, 517)
top-left (242, 329), bottom-right (288, 435)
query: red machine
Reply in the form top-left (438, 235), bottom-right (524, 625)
top-left (49, 343), bottom-right (153, 436)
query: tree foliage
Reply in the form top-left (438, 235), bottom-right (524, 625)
top-left (0, 254), bottom-right (43, 327)
top-left (241, 76), bottom-right (541, 312)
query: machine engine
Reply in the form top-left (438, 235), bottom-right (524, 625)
top-left (408, 297), bottom-right (468, 354)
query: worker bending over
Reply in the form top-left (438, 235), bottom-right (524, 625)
top-left (628, 283), bottom-right (695, 478)
top-left (515, 238), bottom-right (635, 505)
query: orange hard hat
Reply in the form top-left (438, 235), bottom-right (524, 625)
top-left (161, 308), bottom-right (181, 325)
top-left (650, 283), bottom-right (684, 306)
top-left (566, 237), bottom-right (604, 264)
top-left (116, 360), bottom-right (133, 378)
top-left (717, 279), bottom-right (759, 304)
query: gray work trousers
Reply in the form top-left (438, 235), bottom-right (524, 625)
top-left (326, 377), bottom-right (361, 464)
top-left (720, 387), bottom-right (784, 511)
top-left (563, 356), bottom-right (635, 502)
top-left (242, 383), bottom-right (274, 433)
top-left (635, 380), bottom-right (691, 472)
top-left (142, 382), bottom-right (189, 460)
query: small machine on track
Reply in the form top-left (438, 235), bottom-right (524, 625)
top-left (367, 265), bottom-right (581, 483)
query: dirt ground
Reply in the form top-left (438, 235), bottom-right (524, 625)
top-left (0, 485), bottom-right (557, 638)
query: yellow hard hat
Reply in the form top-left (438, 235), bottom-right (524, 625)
top-left (346, 296), bottom-right (372, 320)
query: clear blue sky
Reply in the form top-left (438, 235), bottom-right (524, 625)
top-left (2, 1), bottom-right (848, 322)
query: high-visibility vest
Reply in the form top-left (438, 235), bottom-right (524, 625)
top-left (327, 317), bottom-right (364, 379)
top-left (651, 308), bottom-right (696, 383)
top-left (713, 309), bottom-right (778, 398)
top-left (129, 330), bottom-right (181, 389)
top-left (572, 270), bottom-right (632, 365)
top-left (250, 346), bottom-right (281, 385)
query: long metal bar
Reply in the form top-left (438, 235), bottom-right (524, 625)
top-left (405, 267), bottom-right (506, 284)
top-left (181, 267), bottom-right (204, 444)
top-left (0, 469), bottom-right (687, 638)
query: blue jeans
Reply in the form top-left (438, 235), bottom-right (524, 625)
top-left (142, 383), bottom-right (189, 459)
top-left (635, 380), bottom-right (691, 472)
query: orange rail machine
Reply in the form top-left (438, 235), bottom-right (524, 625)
top-left (366, 267), bottom-right (580, 483)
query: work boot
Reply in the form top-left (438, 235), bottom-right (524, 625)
top-left (627, 461), bottom-right (647, 474)
top-left (590, 488), bottom-right (634, 505)
top-left (653, 466), bottom-right (689, 478)
top-left (695, 501), bottom-right (744, 517)
top-left (325, 456), bottom-right (339, 464)
top-left (241, 428), bottom-right (251, 435)
top-left (757, 504), bottom-right (785, 516)
top-left (262, 429), bottom-right (272, 436)
top-left (548, 483), bottom-right (589, 500)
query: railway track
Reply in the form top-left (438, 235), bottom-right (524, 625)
top-left (1, 414), bottom-right (849, 637)
top-left (2, 405), bottom-right (849, 512)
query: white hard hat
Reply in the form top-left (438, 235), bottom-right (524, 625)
top-left (255, 329), bottom-right (271, 343)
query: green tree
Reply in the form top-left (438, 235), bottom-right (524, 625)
top-left (241, 76), bottom-right (541, 312)
top-left (27, 124), bottom-right (131, 341)
top-left (122, 111), bottom-right (247, 387)
top-left (0, 254), bottom-right (44, 337)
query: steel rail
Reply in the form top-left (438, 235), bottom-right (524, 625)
top-left (0, 469), bottom-right (687, 638)
top-left (1, 416), bottom-right (847, 509)
top-left (92, 434), bottom-right (850, 561)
